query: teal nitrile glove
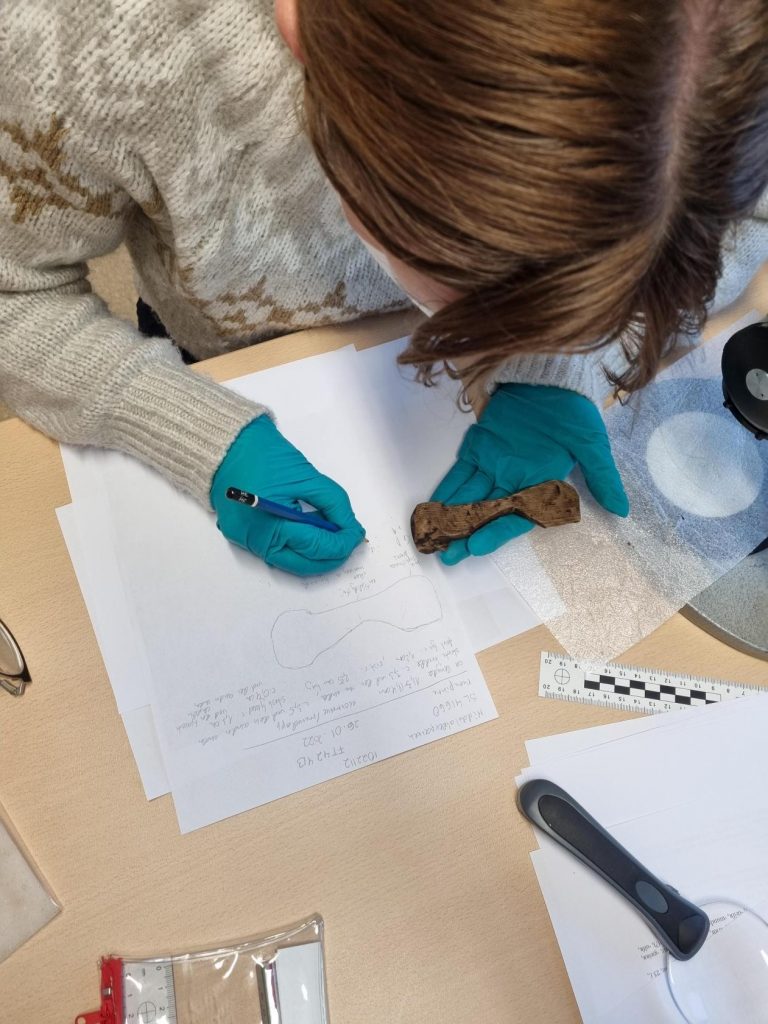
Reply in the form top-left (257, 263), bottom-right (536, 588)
top-left (210, 416), bottom-right (365, 576)
top-left (431, 384), bottom-right (629, 565)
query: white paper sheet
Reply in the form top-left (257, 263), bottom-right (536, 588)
top-left (520, 697), bottom-right (765, 825)
top-left (273, 942), bottom-right (328, 1024)
top-left (58, 341), bottom-right (539, 810)
top-left (55, 504), bottom-right (169, 800)
top-left (520, 698), bottom-right (768, 1021)
top-left (59, 342), bottom-right (511, 830)
top-left (56, 487), bottom-right (154, 714)
top-left (120, 705), bottom-right (170, 800)
top-left (524, 705), bottom-right (687, 766)
top-left (58, 339), bottom-right (524, 827)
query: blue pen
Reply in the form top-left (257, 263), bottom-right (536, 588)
top-left (225, 487), bottom-right (341, 533)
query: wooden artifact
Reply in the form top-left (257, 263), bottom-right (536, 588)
top-left (411, 480), bottom-right (581, 554)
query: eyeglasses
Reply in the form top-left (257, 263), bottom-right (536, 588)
top-left (0, 618), bottom-right (30, 697)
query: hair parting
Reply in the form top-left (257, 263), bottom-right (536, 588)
top-left (299, 0), bottom-right (768, 393)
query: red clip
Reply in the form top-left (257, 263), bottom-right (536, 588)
top-left (75, 957), bottom-right (123, 1024)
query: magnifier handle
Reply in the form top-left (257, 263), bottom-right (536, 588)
top-left (518, 779), bottom-right (709, 960)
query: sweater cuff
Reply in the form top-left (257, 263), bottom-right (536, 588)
top-left (485, 343), bottom-right (630, 409)
top-left (104, 341), bottom-right (268, 505)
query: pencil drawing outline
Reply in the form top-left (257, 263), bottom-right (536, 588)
top-left (270, 575), bottom-right (443, 669)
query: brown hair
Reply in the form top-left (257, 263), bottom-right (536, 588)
top-left (299, 0), bottom-right (768, 394)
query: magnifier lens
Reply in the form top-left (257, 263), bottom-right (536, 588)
top-left (0, 621), bottom-right (25, 676)
top-left (667, 900), bottom-right (768, 1023)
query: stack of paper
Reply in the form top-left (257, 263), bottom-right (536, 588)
top-left (57, 339), bottom-right (538, 832)
top-left (518, 697), bottom-right (768, 1021)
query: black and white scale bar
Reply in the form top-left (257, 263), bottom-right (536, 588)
top-left (539, 652), bottom-right (767, 716)
top-left (582, 674), bottom-right (720, 707)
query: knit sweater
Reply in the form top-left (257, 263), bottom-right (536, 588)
top-left (1, 0), bottom-right (767, 505)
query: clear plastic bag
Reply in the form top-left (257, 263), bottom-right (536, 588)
top-left (76, 913), bottom-right (329, 1024)
top-left (0, 799), bottom-right (60, 963)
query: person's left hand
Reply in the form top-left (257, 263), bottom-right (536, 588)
top-left (430, 383), bottom-right (629, 565)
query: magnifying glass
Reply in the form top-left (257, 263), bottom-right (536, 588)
top-left (518, 779), bottom-right (768, 1022)
top-left (0, 617), bottom-right (30, 696)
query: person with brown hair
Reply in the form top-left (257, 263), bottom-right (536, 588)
top-left (1, 0), bottom-right (767, 574)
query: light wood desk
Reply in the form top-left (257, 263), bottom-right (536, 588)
top-left (1, 297), bottom-right (766, 1024)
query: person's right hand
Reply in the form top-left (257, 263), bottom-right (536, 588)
top-left (210, 416), bottom-right (365, 576)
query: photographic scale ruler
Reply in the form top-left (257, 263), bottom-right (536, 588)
top-left (538, 651), bottom-right (768, 715)
top-left (77, 958), bottom-right (178, 1024)
top-left (122, 960), bottom-right (177, 1024)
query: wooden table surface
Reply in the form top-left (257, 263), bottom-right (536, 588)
top-left (1, 296), bottom-right (766, 1024)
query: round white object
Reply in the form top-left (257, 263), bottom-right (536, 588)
top-left (746, 367), bottom-right (768, 402)
top-left (646, 412), bottom-right (764, 518)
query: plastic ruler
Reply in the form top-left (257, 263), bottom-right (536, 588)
top-left (77, 957), bottom-right (177, 1024)
top-left (538, 651), bottom-right (767, 715)
top-left (122, 961), bottom-right (177, 1024)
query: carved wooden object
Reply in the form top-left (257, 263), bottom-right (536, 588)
top-left (411, 480), bottom-right (581, 554)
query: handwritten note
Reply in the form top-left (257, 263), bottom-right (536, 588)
top-left (114, 496), bottom-right (496, 811)
top-left (160, 537), bottom-right (495, 830)
top-left (176, 633), bottom-right (474, 749)
top-left (163, 603), bottom-right (496, 834)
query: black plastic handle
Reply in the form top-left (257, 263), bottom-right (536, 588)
top-left (518, 779), bottom-right (709, 960)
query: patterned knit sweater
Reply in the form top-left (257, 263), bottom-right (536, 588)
top-left (1, 0), bottom-right (767, 504)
